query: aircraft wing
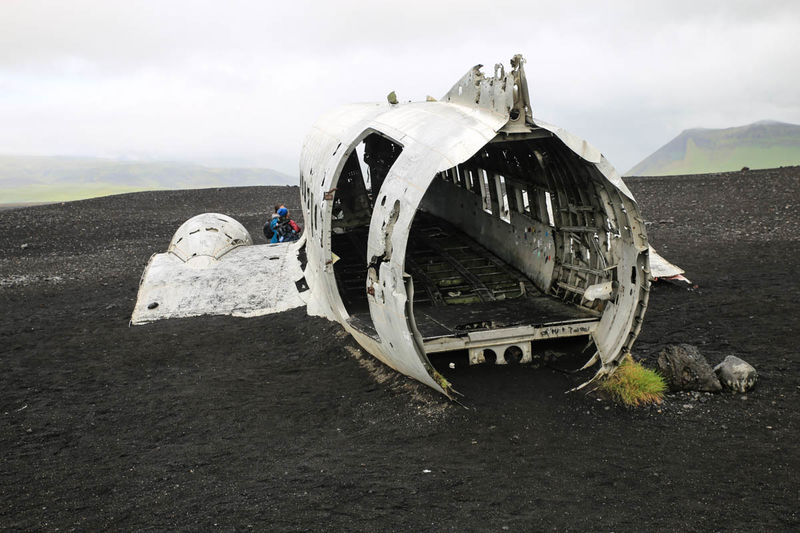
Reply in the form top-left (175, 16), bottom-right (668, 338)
top-left (131, 214), bottom-right (305, 325)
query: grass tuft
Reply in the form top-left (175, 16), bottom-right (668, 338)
top-left (599, 354), bottom-right (667, 407)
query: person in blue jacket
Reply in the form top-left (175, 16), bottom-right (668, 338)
top-left (263, 204), bottom-right (282, 242)
top-left (270, 207), bottom-right (300, 243)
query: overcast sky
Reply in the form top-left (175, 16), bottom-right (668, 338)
top-left (1, 0), bottom-right (798, 175)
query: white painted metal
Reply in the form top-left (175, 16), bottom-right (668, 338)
top-left (531, 119), bottom-right (637, 201)
top-left (132, 215), bottom-right (304, 324)
top-left (168, 213), bottom-right (253, 267)
top-left (469, 343), bottom-right (532, 365)
top-left (131, 55), bottom-right (672, 399)
top-left (299, 55), bottom-right (653, 396)
top-left (649, 246), bottom-right (687, 279)
top-left (583, 281), bottom-right (616, 302)
top-left (428, 320), bottom-right (599, 356)
top-left (301, 102), bottom-right (508, 393)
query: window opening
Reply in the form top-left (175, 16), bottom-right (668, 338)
top-left (479, 169), bottom-right (493, 214)
top-left (457, 166), bottom-right (467, 190)
top-left (457, 167), bottom-right (467, 189)
top-left (544, 191), bottom-right (555, 227)
top-left (496, 174), bottom-right (511, 223)
top-left (510, 185), bottom-right (523, 214)
top-left (455, 166), bottom-right (466, 190)
top-left (355, 142), bottom-right (370, 191)
top-left (363, 133), bottom-right (402, 199)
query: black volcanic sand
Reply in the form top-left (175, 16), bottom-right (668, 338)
top-left (2, 170), bottom-right (798, 531)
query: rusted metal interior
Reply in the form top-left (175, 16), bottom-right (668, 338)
top-left (335, 213), bottom-right (596, 347)
top-left (330, 131), bottom-right (628, 365)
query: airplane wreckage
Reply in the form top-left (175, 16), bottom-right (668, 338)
top-left (132, 55), bottom-right (686, 397)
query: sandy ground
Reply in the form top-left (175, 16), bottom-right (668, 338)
top-left (1, 169), bottom-right (798, 531)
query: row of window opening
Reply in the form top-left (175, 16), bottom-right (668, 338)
top-left (438, 166), bottom-right (555, 227)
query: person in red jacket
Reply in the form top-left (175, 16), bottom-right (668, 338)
top-left (270, 207), bottom-right (301, 243)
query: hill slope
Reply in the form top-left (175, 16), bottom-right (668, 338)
top-left (626, 120), bottom-right (800, 176)
top-left (0, 155), bottom-right (295, 203)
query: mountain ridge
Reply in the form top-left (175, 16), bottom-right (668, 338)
top-left (626, 120), bottom-right (800, 176)
top-left (0, 155), bottom-right (296, 203)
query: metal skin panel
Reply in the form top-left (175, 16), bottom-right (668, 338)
top-left (168, 213), bottom-right (253, 266)
top-left (128, 56), bottom-right (658, 398)
top-left (649, 246), bottom-right (686, 278)
top-left (298, 105), bottom-right (389, 321)
top-left (131, 241), bottom-right (305, 324)
top-left (532, 119), bottom-right (636, 201)
top-left (132, 213), bottom-right (304, 325)
top-left (301, 99), bottom-right (507, 395)
top-left (299, 57), bottom-right (652, 396)
top-left (420, 178), bottom-right (557, 293)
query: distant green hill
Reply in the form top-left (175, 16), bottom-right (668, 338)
top-left (626, 120), bottom-right (800, 176)
top-left (0, 155), bottom-right (295, 203)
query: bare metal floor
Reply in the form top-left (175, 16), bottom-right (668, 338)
top-left (333, 212), bottom-right (596, 341)
top-left (412, 295), bottom-right (595, 339)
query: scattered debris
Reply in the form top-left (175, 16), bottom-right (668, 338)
top-left (657, 344), bottom-right (722, 392)
top-left (0, 274), bottom-right (64, 288)
top-left (649, 247), bottom-right (688, 282)
top-left (714, 355), bottom-right (757, 393)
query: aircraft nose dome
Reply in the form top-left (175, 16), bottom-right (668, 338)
top-left (168, 213), bottom-right (252, 267)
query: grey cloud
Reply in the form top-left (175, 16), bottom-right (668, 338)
top-left (1, 0), bottom-right (799, 175)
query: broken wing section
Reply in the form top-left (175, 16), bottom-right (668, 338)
top-left (649, 246), bottom-right (687, 280)
top-left (131, 214), bottom-right (305, 324)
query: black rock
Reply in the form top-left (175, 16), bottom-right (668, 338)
top-left (657, 344), bottom-right (722, 392)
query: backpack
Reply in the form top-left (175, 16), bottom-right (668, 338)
top-left (263, 219), bottom-right (274, 240)
top-left (274, 218), bottom-right (294, 242)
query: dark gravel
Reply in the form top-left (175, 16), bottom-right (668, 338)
top-left (1, 169), bottom-right (798, 531)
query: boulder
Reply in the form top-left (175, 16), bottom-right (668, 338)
top-left (714, 356), bottom-right (757, 393)
top-left (657, 344), bottom-right (722, 392)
